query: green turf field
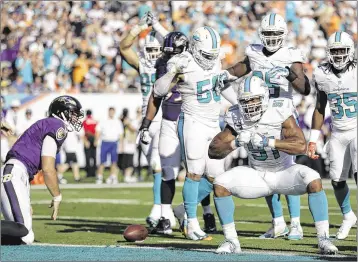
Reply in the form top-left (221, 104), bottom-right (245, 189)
top-left (1, 174), bottom-right (357, 261)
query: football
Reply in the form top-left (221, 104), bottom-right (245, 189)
top-left (123, 224), bottom-right (148, 242)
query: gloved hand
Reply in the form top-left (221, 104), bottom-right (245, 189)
top-left (251, 133), bottom-right (273, 148)
top-left (266, 66), bottom-right (289, 85)
top-left (235, 130), bottom-right (252, 147)
top-left (168, 53), bottom-right (191, 74)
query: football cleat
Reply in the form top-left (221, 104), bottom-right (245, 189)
top-left (203, 213), bottom-right (217, 233)
top-left (146, 216), bottom-right (159, 228)
top-left (336, 214), bottom-right (357, 240)
top-left (318, 236), bottom-right (338, 255)
top-left (186, 220), bottom-right (212, 241)
top-left (288, 222), bottom-right (303, 240)
top-left (153, 217), bottom-right (172, 235)
top-left (259, 220), bottom-right (289, 239)
top-left (216, 238), bottom-right (242, 254)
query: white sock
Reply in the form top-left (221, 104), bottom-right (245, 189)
top-left (273, 216), bottom-right (285, 225)
top-left (291, 217), bottom-right (300, 224)
top-left (161, 204), bottom-right (172, 219)
top-left (202, 205), bottom-right (212, 215)
top-left (222, 222), bottom-right (238, 240)
top-left (343, 210), bottom-right (356, 220)
top-left (97, 174), bottom-right (103, 179)
top-left (149, 204), bottom-right (161, 219)
top-left (315, 220), bottom-right (329, 238)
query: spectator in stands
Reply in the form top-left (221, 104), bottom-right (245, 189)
top-left (82, 109), bottom-right (97, 178)
top-left (95, 107), bottom-right (123, 184)
top-left (16, 108), bottom-right (36, 136)
top-left (63, 131), bottom-right (82, 182)
top-left (5, 99), bottom-right (21, 138)
top-left (118, 108), bottom-right (138, 183)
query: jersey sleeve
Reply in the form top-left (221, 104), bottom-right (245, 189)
top-left (312, 66), bottom-right (326, 92)
top-left (288, 47), bottom-right (307, 63)
top-left (41, 135), bottom-right (58, 158)
top-left (224, 104), bottom-right (243, 133)
top-left (244, 44), bottom-right (263, 57)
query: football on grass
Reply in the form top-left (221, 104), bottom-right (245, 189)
top-left (123, 224), bottom-right (148, 242)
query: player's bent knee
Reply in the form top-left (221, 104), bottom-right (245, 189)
top-left (331, 180), bottom-right (347, 189)
top-left (300, 167), bottom-right (321, 187)
top-left (307, 178), bottom-right (323, 193)
top-left (214, 184), bottom-right (231, 197)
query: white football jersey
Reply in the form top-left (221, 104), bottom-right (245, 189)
top-left (245, 44), bottom-right (306, 100)
top-left (167, 51), bottom-right (222, 127)
top-left (225, 98), bottom-right (295, 172)
top-left (138, 53), bottom-right (162, 122)
top-left (313, 65), bottom-right (357, 131)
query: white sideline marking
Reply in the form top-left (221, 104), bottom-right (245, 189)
top-left (30, 243), bottom-right (352, 258)
top-left (30, 180), bottom-right (357, 190)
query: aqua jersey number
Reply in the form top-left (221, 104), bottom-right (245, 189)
top-left (328, 92), bottom-right (357, 119)
top-left (140, 73), bottom-right (156, 96)
top-left (196, 76), bottom-right (221, 103)
top-left (252, 71), bottom-right (280, 98)
top-left (247, 136), bottom-right (280, 161)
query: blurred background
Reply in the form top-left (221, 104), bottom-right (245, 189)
top-left (1, 1), bottom-right (357, 183)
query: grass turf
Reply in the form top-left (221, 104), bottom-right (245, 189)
top-left (22, 179), bottom-right (357, 259)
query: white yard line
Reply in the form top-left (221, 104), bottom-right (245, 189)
top-left (30, 180), bottom-right (357, 190)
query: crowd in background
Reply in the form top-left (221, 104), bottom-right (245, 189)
top-left (1, 1), bottom-right (357, 181)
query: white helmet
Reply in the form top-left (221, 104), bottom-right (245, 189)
top-left (144, 31), bottom-right (163, 63)
top-left (238, 76), bottom-right (269, 122)
top-left (326, 31), bottom-right (355, 70)
top-left (258, 13), bottom-right (287, 52)
top-left (190, 26), bottom-right (221, 70)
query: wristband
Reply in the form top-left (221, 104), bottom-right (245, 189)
top-left (309, 129), bottom-right (321, 143)
top-left (268, 138), bottom-right (276, 148)
top-left (53, 194), bottom-right (62, 202)
top-left (285, 66), bottom-right (298, 82)
top-left (140, 118), bottom-right (152, 130)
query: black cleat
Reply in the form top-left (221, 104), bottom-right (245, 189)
top-left (153, 217), bottom-right (173, 235)
top-left (203, 213), bottom-right (217, 233)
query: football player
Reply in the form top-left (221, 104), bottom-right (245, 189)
top-left (154, 26), bottom-right (237, 240)
top-left (308, 31), bottom-right (357, 240)
top-left (1, 96), bottom-right (83, 244)
top-left (119, 12), bottom-right (168, 227)
top-left (222, 13), bottom-right (311, 240)
top-left (142, 31), bottom-right (218, 234)
top-left (209, 76), bottom-right (338, 255)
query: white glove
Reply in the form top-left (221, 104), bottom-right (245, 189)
top-left (168, 53), bottom-right (191, 74)
top-left (49, 194), bottom-right (62, 221)
top-left (266, 66), bottom-right (289, 85)
top-left (251, 133), bottom-right (275, 148)
top-left (138, 128), bottom-right (151, 145)
top-left (235, 130), bottom-right (252, 147)
top-left (130, 13), bottom-right (150, 36)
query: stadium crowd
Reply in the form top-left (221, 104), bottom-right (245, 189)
top-left (1, 1), bottom-right (357, 182)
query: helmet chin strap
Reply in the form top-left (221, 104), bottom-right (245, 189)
top-left (52, 113), bottom-right (74, 132)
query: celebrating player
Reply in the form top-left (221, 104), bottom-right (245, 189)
top-left (208, 76), bottom-right (338, 254)
top-left (119, 12), bottom-right (168, 227)
top-left (1, 96), bottom-right (83, 244)
top-left (308, 31), bottom-right (357, 240)
top-left (222, 13), bottom-right (311, 240)
top-left (154, 26), bottom-right (237, 240)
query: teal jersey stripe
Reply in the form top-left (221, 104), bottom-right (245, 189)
top-left (244, 76), bottom-right (252, 92)
top-left (335, 31), bottom-right (342, 42)
top-left (204, 26), bottom-right (217, 49)
top-left (269, 13), bottom-right (276, 26)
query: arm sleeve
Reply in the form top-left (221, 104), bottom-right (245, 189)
top-left (221, 86), bottom-right (238, 105)
top-left (153, 71), bottom-right (176, 97)
top-left (41, 135), bottom-right (58, 158)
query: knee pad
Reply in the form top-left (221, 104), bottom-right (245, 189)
top-left (161, 166), bottom-right (179, 181)
top-left (331, 180), bottom-right (347, 189)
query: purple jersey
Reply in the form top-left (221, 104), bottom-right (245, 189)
top-left (155, 56), bottom-right (182, 121)
top-left (6, 117), bottom-right (67, 180)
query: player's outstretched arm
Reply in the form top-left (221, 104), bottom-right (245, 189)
top-left (226, 56), bottom-right (251, 78)
top-left (208, 125), bottom-right (237, 159)
top-left (145, 93), bottom-right (163, 122)
top-left (273, 116), bottom-right (307, 155)
top-left (286, 62), bottom-right (310, 96)
top-left (119, 14), bottom-right (151, 71)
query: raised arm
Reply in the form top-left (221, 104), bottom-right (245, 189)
top-left (119, 15), bottom-right (150, 71)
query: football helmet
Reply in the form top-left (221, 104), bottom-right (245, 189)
top-left (190, 26), bottom-right (221, 70)
top-left (238, 76), bottom-right (269, 122)
top-left (258, 13), bottom-right (287, 52)
top-left (163, 31), bottom-right (189, 57)
top-left (326, 31), bottom-right (355, 70)
top-left (49, 95), bottom-right (84, 132)
top-left (144, 31), bottom-right (163, 62)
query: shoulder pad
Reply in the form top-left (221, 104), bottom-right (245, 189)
top-left (288, 47), bottom-right (307, 63)
top-left (265, 99), bottom-right (293, 124)
top-left (312, 66), bottom-right (328, 90)
top-left (245, 44), bottom-right (264, 57)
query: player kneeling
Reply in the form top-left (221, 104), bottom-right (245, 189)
top-left (208, 76), bottom-right (338, 255)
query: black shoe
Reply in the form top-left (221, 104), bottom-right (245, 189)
top-left (203, 213), bottom-right (216, 233)
top-left (153, 217), bottom-right (172, 235)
